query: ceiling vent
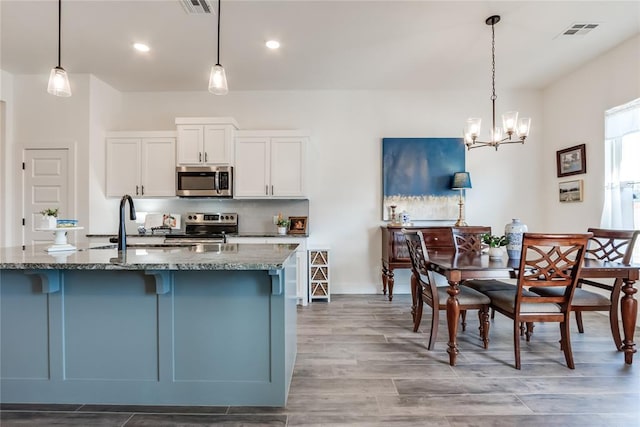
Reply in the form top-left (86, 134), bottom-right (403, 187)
top-left (561, 23), bottom-right (599, 36)
top-left (180, 0), bottom-right (213, 14)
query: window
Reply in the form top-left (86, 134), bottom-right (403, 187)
top-left (601, 98), bottom-right (640, 262)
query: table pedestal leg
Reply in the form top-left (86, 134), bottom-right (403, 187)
top-left (620, 279), bottom-right (637, 364)
top-left (446, 280), bottom-right (461, 366)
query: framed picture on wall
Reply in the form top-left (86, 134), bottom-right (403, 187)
top-left (556, 144), bottom-right (586, 177)
top-left (559, 179), bottom-right (584, 203)
top-left (288, 216), bottom-right (308, 234)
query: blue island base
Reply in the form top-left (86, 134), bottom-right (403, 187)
top-left (0, 261), bottom-right (297, 406)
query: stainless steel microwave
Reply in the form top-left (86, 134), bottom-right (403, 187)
top-left (176, 166), bottom-right (233, 197)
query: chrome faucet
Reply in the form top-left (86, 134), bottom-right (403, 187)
top-left (118, 195), bottom-right (136, 251)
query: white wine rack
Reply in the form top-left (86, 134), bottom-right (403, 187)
top-left (308, 249), bottom-right (330, 302)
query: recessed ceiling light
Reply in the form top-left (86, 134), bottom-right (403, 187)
top-left (133, 43), bottom-right (150, 52)
top-left (265, 40), bottom-right (280, 49)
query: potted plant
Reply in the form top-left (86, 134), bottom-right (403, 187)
top-left (40, 208), bottom-right (59, 229)
top-left (482, 233), bottom-right (509, 259)
top-left (276, 213), bottom-right (289, 235)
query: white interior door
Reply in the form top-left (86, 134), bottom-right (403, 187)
top-left (23, 148), bottom-right (70, 247)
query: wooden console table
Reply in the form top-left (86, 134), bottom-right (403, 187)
top-left (381, 225), bottom-right (454, 301)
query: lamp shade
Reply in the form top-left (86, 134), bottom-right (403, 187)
top-left (451, 172), bottom-right (472, 189)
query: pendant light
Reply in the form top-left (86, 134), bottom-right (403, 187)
top-left (463, 15), bottom-right (530, 150)
top-left (47, 0), bottom-right (71, 97)
top-left (208, 0), bottom-right (228, 95)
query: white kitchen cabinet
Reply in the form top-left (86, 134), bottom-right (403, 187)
top-left (234, 130), bottom-right (308, 198)
top-left (175, 117), bottom-right (238, 165)
top-left (226, 236), bottom-right (308, 305)
top-left (106, 132), bottom-right (176, 198)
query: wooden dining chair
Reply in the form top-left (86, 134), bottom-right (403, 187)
top-left (530, 228), bottom-right (639, 350)
top-left (404, 229), bottom-right (491, 350)
top-left (483, 233), bottom-right (591, 369)
top-left (452, 227), bottom-right (517, 322)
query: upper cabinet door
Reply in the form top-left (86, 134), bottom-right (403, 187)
top-left (106, 133), bottom-right (176, 198)
top-left (176, 119), bottom-right (238, 166)
top-left (141, 138), bottom-right (176, 197)
top-left (176, 125), bottom-right (204, 164)
top-left (271, 137), bottom-right (306, 197)
top-left (234, 137), bottom-right (270, 198)
top-left (203, 125), bottom-right (233, 165)
top-left (106, 138), bottom-right (141, 197)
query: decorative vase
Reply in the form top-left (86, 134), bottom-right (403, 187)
top-left (505, 218), bottom-right (528, 259)
top-left (40, 215), bottom-right (57, 229)
top-left (277, 226), bottom-right (287, 235)
top-left (488, 246), bottom-right (504, 259)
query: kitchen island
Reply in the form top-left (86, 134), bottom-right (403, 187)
top-left (0, 243), bottom-right (298, 406)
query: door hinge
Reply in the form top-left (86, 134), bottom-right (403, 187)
top-left (22, 218), bottom-right (25, 226)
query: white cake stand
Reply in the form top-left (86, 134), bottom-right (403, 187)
top-left (36, 227), bottom-right (84, 252)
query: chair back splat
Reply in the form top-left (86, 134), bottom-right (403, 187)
top-left (451, 226), bottom-right (491, 253)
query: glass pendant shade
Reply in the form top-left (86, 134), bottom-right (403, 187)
top-left (465, 118), bottom-right (481, 139)
top-left (517, 117), bottom-right (531, 138)
top-left (47, 66), bottom-right (71, 97)
top-left (208, 64), bottom-right (228, 95)
top-left (492, 126), bottom-right (503, 143)
top-left (502, 111), bottom-right (518, 134)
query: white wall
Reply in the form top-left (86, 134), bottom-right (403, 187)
top-left (88, 75), bottom-right (123, 233)
top-left (541, 34), bottom-right (640, 233)
top-left (0, 70), bottom-right (15, 246)
top-left (115, 88), bottom-right (543, 294)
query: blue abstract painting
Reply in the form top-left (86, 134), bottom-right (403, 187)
top-left (382, 138), bottom-right (465, 220)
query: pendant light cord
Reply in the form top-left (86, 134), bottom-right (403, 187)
top-left (490, 20), bottom-right (496, 138)
top-left (216, 0), bottom-right (221, 66)
top-left (57, 0), bottom-right (62, 68)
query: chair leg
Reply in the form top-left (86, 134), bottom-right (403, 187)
top-left (413, 299), bottom-right (423, 333)
top-left (427, 303), bottom-right (439, 351)
top-left (525, 322), bottom-right (534, 342)
top-left (514, 319), bottom-right (521, 370)
top-left (575, 311), bottom-right (584, 333)
top-left (491, 308), bottom-right (495, 319)
top-left (461, 309), bottom-right (467, 331)
top-left (478, 307), bottom-right (490, 349)
top-left (560, 320), bottom-right (575, 369)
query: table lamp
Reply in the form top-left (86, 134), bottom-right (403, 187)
top-left (451, 172), bottom-right (472, 226)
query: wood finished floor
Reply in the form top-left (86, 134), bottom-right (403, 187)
top-left (1, 294), bottom-right (639, 426)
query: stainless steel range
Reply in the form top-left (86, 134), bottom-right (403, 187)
top-left (164, 212), bottom-right (238, 244)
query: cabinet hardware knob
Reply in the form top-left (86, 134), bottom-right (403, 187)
top-left (141, 185), bottom-right (144, 196)
top-left (136, 185), bottom-right (139, 195)
top-left (204, 152), bottom-right (208, 162)
top-left (199, 152), bottom-right (202, 162)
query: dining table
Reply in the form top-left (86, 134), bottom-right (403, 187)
top-left (423, 249), bottom-right (639, 366)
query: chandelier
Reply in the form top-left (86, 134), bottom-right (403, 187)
top-left (464, 15), bottom-right (530, 150)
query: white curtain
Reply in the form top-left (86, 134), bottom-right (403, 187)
top-left (600, 98), bottom-right (640, 229)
